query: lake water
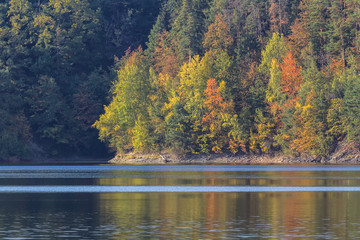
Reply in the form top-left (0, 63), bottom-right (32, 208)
top-left (1, 165), bottom-right (360, 239)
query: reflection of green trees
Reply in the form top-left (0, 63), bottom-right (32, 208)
top-left (0, 194), bottom-right (99, 239)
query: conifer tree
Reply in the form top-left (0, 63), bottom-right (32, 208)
top-left (343, 70), bottom-right (360, 144)
top-left (171, 0), bottom-right (203, 62)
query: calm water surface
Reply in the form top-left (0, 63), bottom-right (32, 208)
top-left (1, 165), bottom-right (360, 239)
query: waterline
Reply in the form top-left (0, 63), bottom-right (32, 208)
top-left (2, 165), bottom-right (360, 174)
top-left (2, 186), bottom-right (360, 193)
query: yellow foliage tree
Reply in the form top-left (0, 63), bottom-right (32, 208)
top-left (290, 90), bottom-right (328, 156)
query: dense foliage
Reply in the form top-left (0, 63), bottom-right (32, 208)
top-left (2, 0), bottom-right (360, 160)
top-left (96, 0), bottom-right (360, 158)
top-left (0, 0), bottom-right (163, 160)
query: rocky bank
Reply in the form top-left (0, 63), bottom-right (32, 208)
top-left (109, 140), bottom-right (360, 165)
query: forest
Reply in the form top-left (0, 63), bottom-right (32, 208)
top-left (1, 0), bottom-right (360, 161)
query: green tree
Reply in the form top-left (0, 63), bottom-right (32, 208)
top-left (327, 0), bottom-right (353, 66)
top-left (93, 48), bottom-right (153, 152)
top-left (298, 0), bottom-right (330, 66)
top-left (0, 70), bottom-right (31, 160)
top-left (171, 0), bottom-right (204, 62)
top-left (27, 76), bottom-right (74, 155)
top-left (163, 95), bottom-right (193, 154)
top-left (259, 32), bottom-right (288, 76)
top-left (291, 61), bottom-right (331, 156)
top-left (343, 70), bottom-right (360, 144)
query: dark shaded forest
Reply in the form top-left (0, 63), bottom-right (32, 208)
top-left (1, 0), bottom-right (360, 161)
top-left (0, 0), bottom-right (163, 160)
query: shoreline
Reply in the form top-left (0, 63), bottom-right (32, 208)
top-left (0, 156), bottom-right (111, 165)
top-left (109, 140), bottom-right (360, 165)
top-left (109, 152), bottom-right (360, 165)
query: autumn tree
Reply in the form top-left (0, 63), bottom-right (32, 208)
top-left (280, 52), bottom-right (303, 99)
top-left (203, 13), bottom-right (233, 54)
top-left (288, 18), bottom-right (311, 59)
top-left (290, 61), bottom-right (331, 156)
top-left (93, 48), bottom-right (153, 153)
top-left (269, 0), bottom-right (289, 34)
top-left (266, 59), bottom-right (285, 115)
top-left (267, 51), bottom-right (303, 153)
top-left (259, 32), bottom-right (288, 76)
top-left (152, 30), bottom-right (179, 80)
top-left (202, 79), bottom-right (236, 153)
top-left (290, 90), bottom-right (328, 156)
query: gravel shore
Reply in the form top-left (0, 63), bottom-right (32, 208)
top-left (109, 152), bottom-right (360, 165)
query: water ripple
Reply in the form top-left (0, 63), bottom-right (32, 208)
top-left (2, 185), bottom-right (360, 193)
top-left (1, 165), bottom-right (360, 173)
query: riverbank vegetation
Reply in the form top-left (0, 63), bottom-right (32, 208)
top-left (95, 0), bottom-right (360, 159)
top-left (1, 0), bottom-right (360, 161)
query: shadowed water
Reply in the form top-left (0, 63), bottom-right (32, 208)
top-left (1, 164), bottom-right (360, 239)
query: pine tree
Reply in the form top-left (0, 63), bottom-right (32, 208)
top-left (343, 69), bottom-right (360, 144)
top-left (171, 0), bottom-right (203, 62)
top-left (327, 0), bottom-right (353, 66)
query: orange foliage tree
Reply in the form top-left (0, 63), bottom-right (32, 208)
top-left (288, 19), bottom-right (310, 58)
top-left (152, 30), bottom-right (179, 79)
top-left (203, 14), bottom-right (233, 54)
top-left (202, 78), bottom-right (235, 153)
top-left (203, 79), bottom-right (233, 125)
top-left (280, 51), bottom-right (303, 99)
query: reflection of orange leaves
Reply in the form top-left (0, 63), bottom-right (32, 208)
top-left (280, 52), bottom-right (303, 98)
